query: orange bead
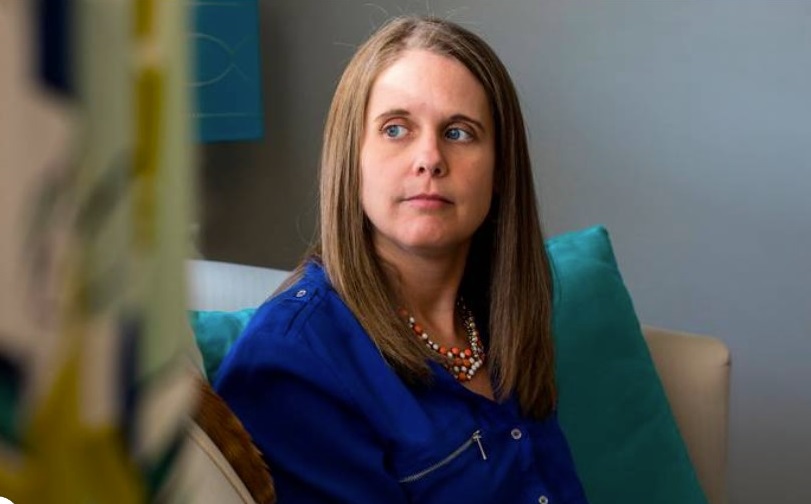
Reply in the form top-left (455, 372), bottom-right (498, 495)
top-left (464, 349), bottom-right (472, 357)
top-left (413, 324), bottom-right (423, 334)
top-left (457, 372), bottom-right (468, 381)
top-left (439, 346), bottom-right (447, 355)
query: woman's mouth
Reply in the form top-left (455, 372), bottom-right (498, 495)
top-left (404, 193), bottom-right (453, 209)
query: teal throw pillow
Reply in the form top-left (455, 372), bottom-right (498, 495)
top-left (188, 308), bottom-right (256, 382)
top-left (548, 226), bottom-right (705, 503)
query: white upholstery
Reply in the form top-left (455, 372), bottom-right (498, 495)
top-left (643, 326), bottom-right (731, 504)
top-left (170, 423), bottom-right (257, 504)
top-left (187, 259), bottom-right (289, 312)
top-left (183, 260), bottom-right (731, 504)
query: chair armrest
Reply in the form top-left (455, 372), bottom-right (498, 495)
top-left (642, 325), bottom-right (731, 504)
top-left (166, 424), bottom-right (258, 504)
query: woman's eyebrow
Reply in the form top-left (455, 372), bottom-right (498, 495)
top-left (449, 114), bottom-right (486, 133)
top-left (371, 110), bottom-right (487, 133)
top-left (372, 108), bottom-right (411, 123)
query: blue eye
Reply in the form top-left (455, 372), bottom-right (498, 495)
top-left (383, 124), bottom-right (407, 139)
top-left (445, 127), bottom-right (473, 141)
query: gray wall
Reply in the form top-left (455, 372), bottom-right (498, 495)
top-left (201, 1), bottom-right (811, 502)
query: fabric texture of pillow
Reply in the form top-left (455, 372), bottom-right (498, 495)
top-left (188, 309), bottom-right (256, 382)
top-left (188, 226), bottom-right (706, 503)
top-left (549, 226), bottom-right (706, 503)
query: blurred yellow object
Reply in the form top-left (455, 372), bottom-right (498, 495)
top-left (0, 0), bottom-right (197, 502)
top-left (20, 352), bottom-right (143, 504)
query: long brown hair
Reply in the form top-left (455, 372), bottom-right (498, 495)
top-left (295, 16), bottom-right (556, 419)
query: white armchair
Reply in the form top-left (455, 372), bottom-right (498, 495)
top-left (176, 260), bottom-right (731, 504)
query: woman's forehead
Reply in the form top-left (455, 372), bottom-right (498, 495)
top-left (365, 49), bottom-right (491, 124)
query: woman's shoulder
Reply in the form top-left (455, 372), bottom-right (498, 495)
top-left (245, 263), bottom-right (329, 333)
top-left (214, 260), bottom-right (403, 419)
top-left (223, 261), bottom-right (376, 376)
top-left (236, 262), bottom-right (339, 349)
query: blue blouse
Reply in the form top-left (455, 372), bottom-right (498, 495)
top-left (215, 262), bottom-right (589, 504)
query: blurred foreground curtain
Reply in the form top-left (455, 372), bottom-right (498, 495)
top-left (190, 0), bottom-right (264, 142)
top-left (0, 1), bottom-right (197, 502)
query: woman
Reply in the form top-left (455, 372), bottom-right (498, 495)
top-left (216, 16), bottom-right (589, 504)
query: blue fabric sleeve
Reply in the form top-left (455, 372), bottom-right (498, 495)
top-left (215, 324), bottom-right (409, 504)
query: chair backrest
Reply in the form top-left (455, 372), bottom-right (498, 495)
top-left (187, 259), bottom-right (290, 311)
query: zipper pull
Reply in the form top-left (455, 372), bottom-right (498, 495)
top-left (472, 430), bottom-right (487, 460)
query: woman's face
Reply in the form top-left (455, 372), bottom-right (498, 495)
top-left (360, 49), bottom-right (495, 261)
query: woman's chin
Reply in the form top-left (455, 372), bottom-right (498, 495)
top-left (371, 224), bottom-right (474, 258)
top-left (394, 235), bottom-right (472, 258)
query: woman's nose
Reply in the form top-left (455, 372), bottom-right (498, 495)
top-left (414, 134), bottom-right (447, 177)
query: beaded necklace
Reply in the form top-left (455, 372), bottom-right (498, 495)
top-left (398, 300), bottom-right (486, 382)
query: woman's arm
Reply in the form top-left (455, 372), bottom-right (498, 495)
top-left (215, 326), bottom-right (409, 504)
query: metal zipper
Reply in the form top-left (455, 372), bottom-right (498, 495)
top-left (398, 429), bottom-right (487, 483)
